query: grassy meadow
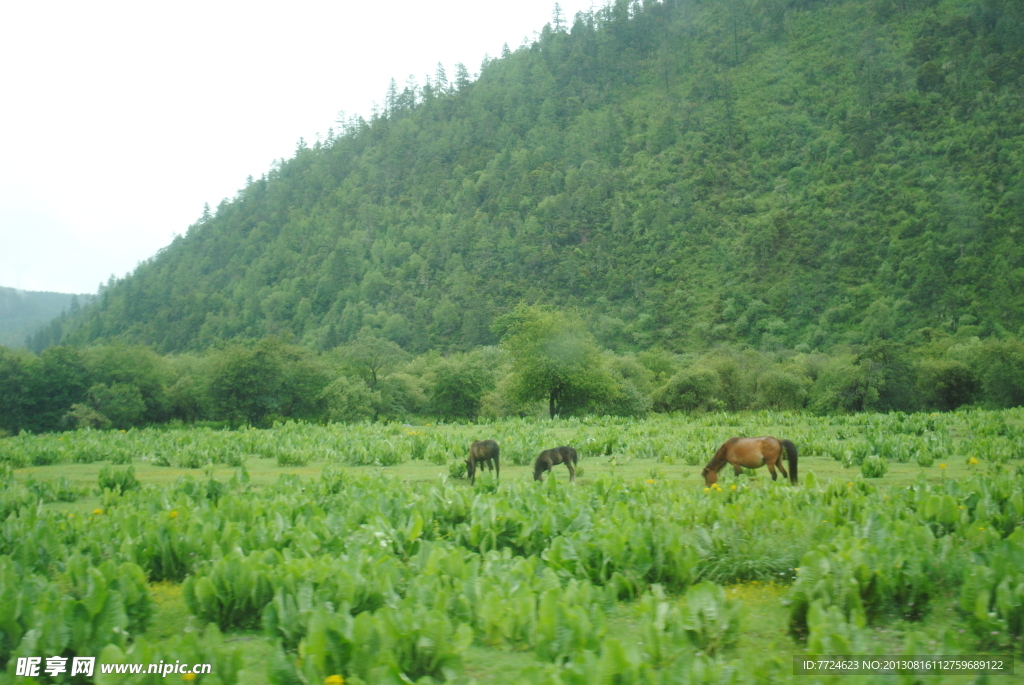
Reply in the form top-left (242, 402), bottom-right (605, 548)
top-left (1, 409), bottom-right (1022, 684)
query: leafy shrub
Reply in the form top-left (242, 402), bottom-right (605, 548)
top-left (651, 367), bottom-right (724, 413)
top-left (959, 529), bottom-right (1024, 647)
top-left (678, 581), bottom-right (740, 655)
top-left (861, 455), bottom-right (887, 478)
top-left (918, 358), bottom-right (979, 411)
top-left (787, 544), bottom-right (870, 635)
top-left (808, 356), bottom-right (881, 414)
top-left (533, 582), bottom-right (607, 661)
top-left (96, 624), bottom-right (244, 685)
top-left (920, 493), bottom-right (961, 534)
top-left (319, 375), bottom-right (379, 423)
top-left (275, 449), bottom-right (310, 467)
top-left (753, 369), bottom-right (809, 410)
top-left (448, 460), bottom-right (467, 479)
top-left (98, 465), bottom-right (140, 494)
top-left (23, 476), bottom-right (88, 502)
top-left (2, 555), bottom-right (153, 672)
top-left (62, 403), bottom-right (112, 430)
top-left (635, 586), bottom-right (687, 668)
top-left (271, 605), bottom-right (471, 685)
top-left (87, 382), bottom-right (147, 428)
top-left (0, 557), bottom-right (49, 666)
top-left (63, 554), bottom-right (153, 637)
top-left (261, 552), bottom-right (400, 649)
top-left (174, 474), bottom-right (228, 504)
top-left (805, 600), bottom-right (869, 655)
top-left (183, 550), bottom-right (275, 630)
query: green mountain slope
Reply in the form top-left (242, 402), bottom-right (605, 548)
top-left (47, 0), bottom-right (1024, 354)
top-left (0, 287), bottom-right (89, 348)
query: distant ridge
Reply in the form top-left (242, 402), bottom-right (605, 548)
top-left (0, 287), bottom-right (92, 348)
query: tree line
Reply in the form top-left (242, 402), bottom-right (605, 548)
top-left (3, 305), bottom-right (1022, 435)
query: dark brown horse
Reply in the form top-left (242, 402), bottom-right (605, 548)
top-left (467, 439), bottom-right (500, 485)
top-left (534, 446), bottom-right (578, 482)
top-left (701, 437), bottom-right (798, 486)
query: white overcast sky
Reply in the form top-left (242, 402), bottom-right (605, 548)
top-left (0, 0), bottom-right (597, 295)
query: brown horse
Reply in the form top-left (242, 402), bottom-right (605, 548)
top-left (702, 437), bottom-right (798, 486)
top-left (534, 446), bottom-right (578, 482)
top-left (467, 439), bottom-right (500, 485)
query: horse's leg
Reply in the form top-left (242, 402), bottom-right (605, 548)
top-left (775, 456), bottom-right (789, 480)
top-left (733, 464), bottom-right (743, 476)
top-left (495, 455), bottom-right (500, 481)
top-left (567, 459), bottom-right (576, 482)
top-left (767, 459), bottom-right (779, 480)
top-left (468, 459), bottom-right (475, 485)
top-left (769, 444), bottom-right (788, 480)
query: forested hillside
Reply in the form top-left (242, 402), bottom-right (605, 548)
top-left (32, 0), bottom-right (1024, 355)
top-left (0, 287), bottom-right (88, 348)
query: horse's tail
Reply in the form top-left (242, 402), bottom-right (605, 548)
top-left (780, 439), bottom-right (798, 484)
top-left (570, 447), bottom-right (578, 465)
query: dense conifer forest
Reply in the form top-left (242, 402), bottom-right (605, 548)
top-left (33, 0), bottom-right (1024, 353)
top-left (4, 0), bottom-right (1024, 432)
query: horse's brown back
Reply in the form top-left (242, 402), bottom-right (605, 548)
top-left (726, 437), bottom-right (781, 467)
top-left (467, 439), bottom-right (500, 485)
top-left (702, 436), bottom-right (797, 485)
top-left (534, 446), bottom-right (577, 482)
top-left (470, 439), bottom-right (499, 461)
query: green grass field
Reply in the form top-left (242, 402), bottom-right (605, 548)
top-left (2, 410), bottom-right (1022, 684)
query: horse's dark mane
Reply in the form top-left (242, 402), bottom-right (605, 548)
top-left (703, 439), bottom-right (733, 474)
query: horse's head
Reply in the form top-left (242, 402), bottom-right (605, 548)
top-left (702, 467), bottom-right (718, 486)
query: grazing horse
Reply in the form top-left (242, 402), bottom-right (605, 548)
top-left (534, 446), bottom-right (578, 482)
top-left (702, 437), bottom-right (798, 486)
top-left (466, 439), bottom-right (500, 485)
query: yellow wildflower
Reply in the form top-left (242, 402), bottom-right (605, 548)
top-left (170, 510), bottom-right (179, 519)
top-left (646, 479), bottom-right (655, 484)
top-left (730, 485), bottom-right (737, 491)
top-left (704, 487), bottom-right (710, 493)
top-left (325, 677), bottom-right (344, 685)
top-left (93, 508), bottom-right (103, 515)
top-left (182, 673), bottom-right (196, 682)
top-left (967, 457), bottom-right (979, 465)
top-left (939, 464), bottom-right (947, 470)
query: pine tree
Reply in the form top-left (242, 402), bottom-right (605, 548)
top-left (454, 63), bottom-right (470, 91)
top-left (434, 62), bottom-right (448, 93)
top-left (385, 78), bottom-right (399, 117)
top-left (552, 3), bottom-right (565, 31)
